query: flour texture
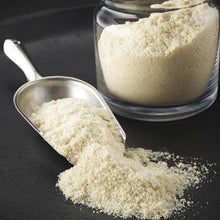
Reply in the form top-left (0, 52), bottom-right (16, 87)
top-left (98, 3), bottom-right (219, 105)
top-left (31, 98), bottom-right (211, 219)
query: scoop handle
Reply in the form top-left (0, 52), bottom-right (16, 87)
top-left (3, 39), bottom-right (42, 82)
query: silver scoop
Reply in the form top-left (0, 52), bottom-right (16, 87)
top-left (4, 39), bottom-right (126, 146)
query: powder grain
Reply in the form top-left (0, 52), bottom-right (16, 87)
top-left (31, 98), bottom-right (211, 220)
top-left (98, 3), bottom-right (219, 105)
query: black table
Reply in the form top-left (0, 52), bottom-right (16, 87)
top-left (0, 2), bottom-right (219, 220)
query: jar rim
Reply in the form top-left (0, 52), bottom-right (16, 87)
top-left (104, 0), bottom-right (213, 13)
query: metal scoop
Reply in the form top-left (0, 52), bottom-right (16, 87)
top-left (4, 39), bottom-right (126, 145)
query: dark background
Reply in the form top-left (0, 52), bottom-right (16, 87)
top-left (0, 0), bottom-right (219, 220)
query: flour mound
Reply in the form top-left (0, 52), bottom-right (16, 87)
top-left (31, 98), bottom-right (212, 220)
top-left (57, 146), bottom-right (207, 220)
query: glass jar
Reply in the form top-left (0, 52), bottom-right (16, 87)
top-left (93, 0), bottom-right (219, 121)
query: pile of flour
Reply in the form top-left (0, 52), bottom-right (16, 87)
top-left (31, 98), bottom-right (211, 220)
top-left (98, 3), bottom-right (219, 105)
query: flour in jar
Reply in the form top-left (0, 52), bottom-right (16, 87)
top-left (98, 3), bottom-right (219, 105)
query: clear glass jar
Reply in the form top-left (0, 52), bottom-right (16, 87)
top-left (93, 0), bottom-right (219, 121)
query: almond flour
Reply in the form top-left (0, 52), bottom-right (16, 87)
top-left (31, 98), bottom-right (212, 220)
top-left (98, 3), bottom-right (219, 105)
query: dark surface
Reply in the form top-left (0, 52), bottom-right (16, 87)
top-left (0, 3), bottom-right (219, 220)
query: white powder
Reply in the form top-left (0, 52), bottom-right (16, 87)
top-left (31, 98), bottom-right (211, 220)
top-left (98, 3), bottom-right (219, 106)
top-left (31, 98), bottom-right (124, 164)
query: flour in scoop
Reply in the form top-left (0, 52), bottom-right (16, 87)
top-left (31, 98), bottom-right (124, 164)
top-left (31, 98), bottom-right (213, 220)
top-left (98, 3), bottom-right (219, 105)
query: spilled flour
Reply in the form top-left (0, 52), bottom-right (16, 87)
top-left (31, 98), bottom-right (213, 219)
top-left (31, 98), bottom-right (212, 220)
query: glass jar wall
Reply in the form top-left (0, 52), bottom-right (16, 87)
top-left (93, 0), bottom-right (219, 121)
